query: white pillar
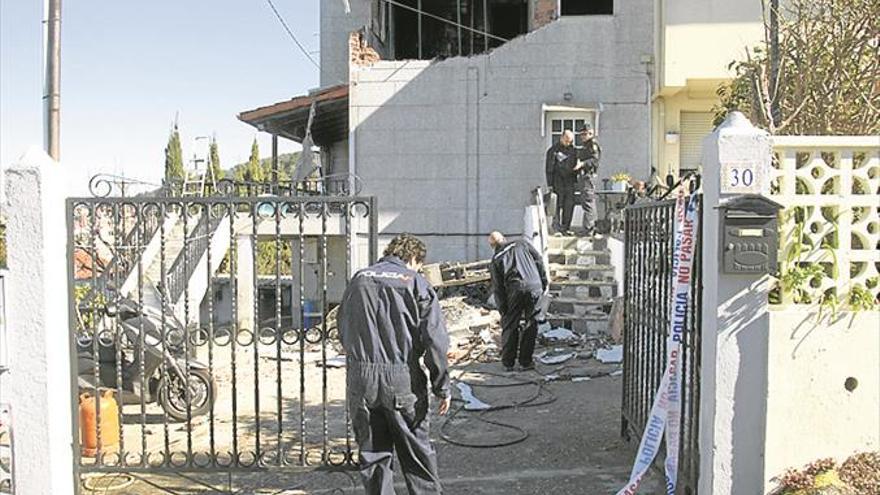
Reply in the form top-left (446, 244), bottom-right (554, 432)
top-left (699, 112), bottom-right (773, 494)
top-left (3, 148), bottom-right (75, 495)
top-left (236, 234), bottom-right (255, 332)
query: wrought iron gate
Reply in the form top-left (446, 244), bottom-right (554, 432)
top-left (620, 196), bottom-right (702, 494)
top-left (66, 180), bottom-right (377, 490)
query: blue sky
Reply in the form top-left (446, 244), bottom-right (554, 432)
top-left (1, 1), bottom-right (320, 185)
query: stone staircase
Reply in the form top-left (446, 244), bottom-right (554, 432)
top-left (545, 234), bottom-right (616, 336)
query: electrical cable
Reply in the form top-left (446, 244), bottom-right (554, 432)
top-left (263, 0), bottom-right (322, 71)
top-left (80, 472), bottom-right (135, 493)
top-left (439, 369), bottom-right (556, 449)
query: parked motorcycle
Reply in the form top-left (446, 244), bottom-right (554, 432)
top-left (76, 292), bottom-right (216, 422)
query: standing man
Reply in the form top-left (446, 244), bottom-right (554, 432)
top-left (339, 234), bottom-right (451, 495)
top-left (577, 125), bottom-right (601, 234)
top-left (488, 231), bottom-right (548, 372)
top-left (545, 129), bottom-right (579, 235)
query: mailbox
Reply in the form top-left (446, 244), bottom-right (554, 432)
top-left (719, 194), bottom-right (783, 274)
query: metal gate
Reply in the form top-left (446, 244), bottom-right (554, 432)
top-left (66, 177), bottom-right (377, 489)
top-left (620, 196), bottom-right (702, 494)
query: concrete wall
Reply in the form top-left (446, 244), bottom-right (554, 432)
top-left (327, 138), bottom-right (350, 177)
top-left (351, 11), bottom-right (654, 261)
top-left (321, 0), bottom-right (371, 86)
top-left (763, 309), bottom-right (880, 491)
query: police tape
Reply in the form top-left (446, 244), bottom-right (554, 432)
top-left (615, 193), bottom-right (700, 495)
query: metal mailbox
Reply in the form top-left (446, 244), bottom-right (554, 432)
top-left (719, 194), bottom-right (783, 274)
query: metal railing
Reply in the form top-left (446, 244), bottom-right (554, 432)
top-left (163, 174), bottom-right (363, 198)
top-left (165, 213), bottom-right (224, 304)
top-left (621, 196), bottom-right (702, 495)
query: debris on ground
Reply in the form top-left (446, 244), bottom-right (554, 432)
top-left (456, 382), bottom-right (492, 411)
top-left (318, 355), bottom-right (346, 368)
top-left (596, 345), bottom-right (624, 364)
top-left (538, 324), bottom-right (582, 346)
top-left (439, 280), bottom-right (502, 364)
top-left (423, 259), bottom-right (491, 288)
top-left (536, 349), bottom-right (577, 365)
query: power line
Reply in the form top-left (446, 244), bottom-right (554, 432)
top-left (263, 0), bottom-right (321, 70)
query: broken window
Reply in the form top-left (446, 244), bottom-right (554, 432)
top-left (382, 0), bottom-right (528, 60)
top-left (560, 0), bottom-right (613, 16)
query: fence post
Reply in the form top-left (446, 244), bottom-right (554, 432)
top-left (698, 112), bottom-right (774, 494)
top-left (3, 148), bottom-right (75, 494)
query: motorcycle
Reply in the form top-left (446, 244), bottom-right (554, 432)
top-left (76, 291), bottom-right (216, 422)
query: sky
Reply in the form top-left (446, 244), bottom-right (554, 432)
top-left (0, 0), bottom-right (320, 189)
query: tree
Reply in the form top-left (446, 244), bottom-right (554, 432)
top-left (208, 136), bottom-right (224, 182)
top-left (244, 138), bottom-right (264, 182)
top-left (714, 0), bottom-right (880, 135)
top-left (164, 123), bottom-right (185, 183)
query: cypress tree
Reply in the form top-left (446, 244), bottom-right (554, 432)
top-left (164, 123), bottom-right (185, 183)
top-left (245, 138), bottom-right (264, 182)
top-left (208, 136), bottom-right (224, 181)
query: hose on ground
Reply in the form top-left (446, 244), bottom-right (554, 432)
top-left (439, 369), bottom-right (556, 449)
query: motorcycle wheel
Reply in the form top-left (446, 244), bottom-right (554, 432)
top-left (158, 369), bottom-right (216, 422)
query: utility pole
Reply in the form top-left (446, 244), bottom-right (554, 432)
top-left (43, 0), bottom-right (62, 161)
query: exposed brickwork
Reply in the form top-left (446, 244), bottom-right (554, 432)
top-left (533, 0), bottom-right (557, 29)
top-left (349, 31), bottom-right (380, 67)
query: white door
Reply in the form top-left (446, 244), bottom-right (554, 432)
top-left (679, 111), bottom-right (715, 174)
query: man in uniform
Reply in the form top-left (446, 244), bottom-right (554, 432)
top-left (577, 125), bottom-right (601, 234)
top-left (488, 231), bottom-right (548, 371)
top-left (545, 129), bottom-right (579, 235)
top-left (339, 234), bottom-right (451, 495)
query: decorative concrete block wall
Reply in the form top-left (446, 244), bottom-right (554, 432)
top-left (770, 136), bottom-right (880, 306)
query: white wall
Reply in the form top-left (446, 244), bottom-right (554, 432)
top-left (661, 0), bottom-right (764, 88)
top-left (764, 309), bottom-right (880, 491)
top-left (351, 11), bottom-right (655, 261)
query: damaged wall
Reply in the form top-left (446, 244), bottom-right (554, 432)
top-left (350, 9), bottom-right (654, 262)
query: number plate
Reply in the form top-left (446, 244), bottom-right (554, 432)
top-left (721, 160), bottom-right (765, 194)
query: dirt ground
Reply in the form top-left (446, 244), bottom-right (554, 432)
top-left (81, 366), bottom-right (664, 494)
top-left (80, 289), bottom-right (664, 494)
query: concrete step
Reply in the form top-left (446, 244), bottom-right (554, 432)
top-left (548, 297), bottom-right (612, 317)
top-left (549, 263), bottom-right (614, 273)
top-left (548, 250), bottom-right (610, 266)
top-left (545, 314), bottom-right (610, 336)
top-left (550, 279), bottom-right (616, 287)
top-left (548, 236), bottom-right (608, 251)
top-left (550, 283), bottom-right (616, 300)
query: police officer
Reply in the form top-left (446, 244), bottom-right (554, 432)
top-left (577, 125), bottom-right (601, 234)
top-left (339, 234), bottom-right (451, 495)
top-left (488, 231), bottom-right (548, 371)
top-left (545, 129), bottom-right (579, 235)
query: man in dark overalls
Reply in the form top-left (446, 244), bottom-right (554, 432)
top-left (339, 234), bottom-right (451, 495)
top-left (577, 125), bottom-right (601, 234)
top-left (488, 232), bottom-right (548, 371)
top-left (544, 129), bottom-right (579, 234)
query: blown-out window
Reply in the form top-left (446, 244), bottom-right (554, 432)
top-left (560, 0), bottom-right (613, 16)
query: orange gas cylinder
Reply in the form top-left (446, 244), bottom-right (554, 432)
top-left (79, 390), bottom-right (120, 457)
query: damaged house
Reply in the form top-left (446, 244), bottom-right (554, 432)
top-left (239, 0), bottom-right (764, 261)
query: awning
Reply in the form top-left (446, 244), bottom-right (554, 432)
top-left (237, 84), bottom-right (349, 146)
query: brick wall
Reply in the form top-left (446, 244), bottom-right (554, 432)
top-left (533, 0), bottom-right (557, 29)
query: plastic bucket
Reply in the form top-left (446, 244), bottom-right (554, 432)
top-left (303, 300), bottom-right (322, 329)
